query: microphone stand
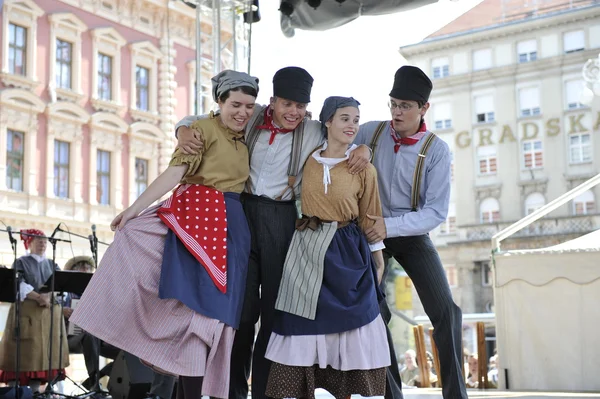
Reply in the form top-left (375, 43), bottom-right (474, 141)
top-left (86, 227), bottom-right (110, 398)
top-left (50, 226), bottom-right (109, 398)
top-left (0, 228), bottom-right (22, 399)
top-left (39, 233), bottom-right (74, 399)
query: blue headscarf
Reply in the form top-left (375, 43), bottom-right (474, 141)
top-left (318, 96), bottom-right (361, 136)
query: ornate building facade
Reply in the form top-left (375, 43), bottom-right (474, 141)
top-left (396, 0), bottom-right (600, 354)
top-left (0, 0), bottom-right (249, 268)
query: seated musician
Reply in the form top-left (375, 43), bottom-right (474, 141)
top-left (0, 229), bottom-right (69, 393)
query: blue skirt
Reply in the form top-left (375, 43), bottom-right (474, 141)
top-left (273, 223), bottom-right (383, 336)
top-left (159, 192), bottom-right (250, 329)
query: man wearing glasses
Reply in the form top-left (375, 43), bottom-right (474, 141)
top-left (355, 65), bottom-right (467, 399)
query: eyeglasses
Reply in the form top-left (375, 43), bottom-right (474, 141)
top-left (389, 101), bottom-right (417, 111)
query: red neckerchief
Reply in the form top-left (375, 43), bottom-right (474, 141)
top-left (390, 121), bottom-right (427, 153)
top-left (158, 184), bottom-right (228, 293)
top-left (256, 106), bottom-right (293, 145)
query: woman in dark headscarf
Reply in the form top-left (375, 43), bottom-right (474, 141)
top-left (69, 70), bottom-right (259, 399)
top-left (264, 97), bottom-right (390, 399)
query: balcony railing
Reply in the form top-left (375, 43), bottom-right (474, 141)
top-left (458, 214), bottom-right (600, 242)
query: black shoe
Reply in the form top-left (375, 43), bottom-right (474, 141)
top-left (82, 378), bottom-right (94, 390)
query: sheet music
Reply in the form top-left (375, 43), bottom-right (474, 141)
top-left (67, 298), bottom-right (83, 336)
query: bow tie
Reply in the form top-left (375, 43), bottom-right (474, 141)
top-left (256, 107), bottom-right (293, 145)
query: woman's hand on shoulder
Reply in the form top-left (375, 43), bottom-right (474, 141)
top-left (110, 206), bottom-right (140, 232)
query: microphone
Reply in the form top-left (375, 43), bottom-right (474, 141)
top-left (50, 223), bottom-right (61, 239)
top-left (88, 235), bottom-right (95, 254)
top-left (91, 224), bottom-right (97, 245)
top-left (6, 226), bottom-right (16, 245)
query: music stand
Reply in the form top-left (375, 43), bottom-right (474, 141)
top-left (42, 271), bottom-right (92, 297)
top-left (39, 271), bottom-right (93, 399)
top-left (0, 267), bottom-right (17, 302)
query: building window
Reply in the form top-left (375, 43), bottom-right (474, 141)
top-left (433, 102), bottom-right (452, 130)
top-left (569, 133), bottom-right (592, 164)
top-left (480, 197), bottom-right (500, 223)
top-left (129, 41), bottom-right (162, 119)
top-left (439, 203), bottom-right (456, 235)
top-left (519, 87), bottom-right (541, 117)
top-left (135, 158), bottom-right (148, 199)
top-left (445, 265), bottom-right (458, 288)
top-left (573, 190), bottom-right (595, 215)
top-left (565, 80), bottom-right (585, 109)
top-left (517, 39), bottom-right (537, 63)
top-left (54, 140), bottom-right (70, 198)
top-left (8, 23), bottom-right (27, 76)
top-left (563, 30), bottom-right (585, 53)
top-left (97, 53), bottom-right (112, 101)
top-left (525, 192), bottom-right (545, 215)
top-left (6, 129), bottom-right (25, 191)
top-left (473, 48), bottom-right (492, 71)
top-left (476, 260), bottom-right (492, 287)
top-left (97, 150), bottom-right (111, 205)
top-left (522, 140), bottom-right (543, 169)
top-left (135, 66), bottom-right (150, 111)
top-left (475, 95), bottom-right (495, 123)
top-left (431, 57), bottom-right (450, 79)
top-left (477, 146), bottom-right (497, 175)
top-left (55, 39), bottom-right (72, 89)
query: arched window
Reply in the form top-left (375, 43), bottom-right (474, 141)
top-left (573, 190), bottom-right (595, 215)
top-left (525, 192), bottom-right (545, 215)
top-left (480, 197), bottom-right (500, 223)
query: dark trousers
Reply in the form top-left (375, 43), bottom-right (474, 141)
top-left (67, 332), bottom-right (120, 383)
top-left (379, 299), bottom-right (404, 399)
top-left (224, 194), bottom-right (297, 399)
top-left (176, 376), bottom-right (203, 399)
top-left (383, 234), bottom-right (468, 399)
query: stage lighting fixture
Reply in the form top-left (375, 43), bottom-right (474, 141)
top-left (335, 0), bottom-right (347, 4)
top-left (307, 0), bottom-right (321, 9)
top-left (279, 1), bottom-right (294, 17)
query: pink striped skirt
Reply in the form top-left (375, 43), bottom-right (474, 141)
top-left (69, 204), bottom-right (234, 398)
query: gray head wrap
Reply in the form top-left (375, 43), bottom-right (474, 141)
top-left (211, 70), bottom-right (259, 102)
top-left (318, 96), bottom-right (361, 135)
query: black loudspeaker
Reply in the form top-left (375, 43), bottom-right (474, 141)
top-left (108, 351), bottom-right (154, 399)
top-left (243, 0), bottom-right (261, 23)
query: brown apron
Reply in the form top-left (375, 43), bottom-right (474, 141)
top-left (0, 299), bottom-right (70, 372)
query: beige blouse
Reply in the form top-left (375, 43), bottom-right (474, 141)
top-left (300, 155), bottom-right (383, 234)
top-left (169, 112), bottom-right (249, 193)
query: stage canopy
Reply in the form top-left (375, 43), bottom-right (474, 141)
top-left (278, 0), bottom-right (438, 37)
top-left (493, 228), bottom-right (600, 391)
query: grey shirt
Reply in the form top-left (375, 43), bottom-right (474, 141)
top-left (15, 255), bottom-right (59, 292)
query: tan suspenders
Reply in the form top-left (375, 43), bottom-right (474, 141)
top-left (245, 115), bottom-right (305, 201)
top-left (276, 121), bottom-right (304, 201)
top-left (369, 122), bottom-right (387, 163)
top-left (369, 122), bottom-right (437, 212)
top-left (410, 132), bottom-right (437, 211)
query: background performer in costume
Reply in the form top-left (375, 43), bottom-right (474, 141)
top-left (0, 229), bottom-right (69, 393)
